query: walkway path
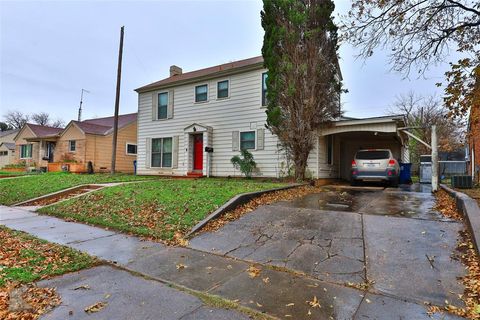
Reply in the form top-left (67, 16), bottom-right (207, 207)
top-left (0, 185), bottom-right (466, 319)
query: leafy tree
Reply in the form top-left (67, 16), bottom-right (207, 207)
top-left (231, 149), bottom-right (257, 178)
top-left (0, 122), bottom-right (11, 132)
top-left (342, 0), bottom-right (480, 119)
top-left (261, 0), bottom-right (342, 180)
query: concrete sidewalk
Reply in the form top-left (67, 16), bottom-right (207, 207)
top-left (0, 205), bottom-right (463, 319)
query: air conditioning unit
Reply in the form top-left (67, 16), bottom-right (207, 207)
top-left (451, 175), bottom-right (473, 189)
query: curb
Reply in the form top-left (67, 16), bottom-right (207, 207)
top-left (186, 183), bottom-right (304, 237)
top-left (440, 184), bottom-right (480, 257)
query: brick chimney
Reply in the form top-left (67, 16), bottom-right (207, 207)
top-left (170, 65), bottom-right (182, 77)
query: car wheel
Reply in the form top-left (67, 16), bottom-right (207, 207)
top-left (390, 178), bottom-right (399, 188)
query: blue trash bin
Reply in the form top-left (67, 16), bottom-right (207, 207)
top-left (133, 160), bottom-right (137, 175)
top-left (399, 163), bottom-right (412, 184)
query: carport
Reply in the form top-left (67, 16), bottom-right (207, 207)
top-left (319, 115), bottom-right (409, 181)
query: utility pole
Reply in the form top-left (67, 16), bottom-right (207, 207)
top-left (431, 125), bottom-right (438, 192)
top-left (78, 89), bottom-right (90, 121)
top-left (110, 26), bottom-right (124, 175)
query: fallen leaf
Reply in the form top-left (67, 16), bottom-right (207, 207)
top-left (247, 265), bottom-right (261, 278)
top-left (84, 302), bottom-right (107, 313)
top-left (286, 303), bottom-right (295, 307)
top-left (176, 263), bottom-right (187, 270)
top-left (256, 302), bottom-right (263, 307)
top-left (73, 285), bottom-right (90, 290)
top-left (307, 296), bottom-right (321, 308)
top-left (262, 277), bottom-right (270, 284)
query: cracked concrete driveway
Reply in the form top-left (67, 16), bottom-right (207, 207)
top-left (189, 185), bottom-right (467, 316)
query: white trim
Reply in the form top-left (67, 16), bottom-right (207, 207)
top-left (239, 130), bottom-right (256, 151)
top-left (126, 142), bottom-right (137, 156)
top-left (194, 83), bottom-right (209, 103)
top-left (68, 140), bottom-right (76, 153)
top-left (19, 144), bottom-right (33, 159)
top-left (216, 78), bottom-right (230, 100)
top-left (156, 91), bottom-right (169, 120)
top-left (150, 136), bottom-right (173, 168)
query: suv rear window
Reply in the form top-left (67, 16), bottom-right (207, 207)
top-left (355, 150), bottom-right (390, 160)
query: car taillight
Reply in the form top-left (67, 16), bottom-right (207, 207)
top-left (388, 159), bottom-right (395, 167)
top-left (352, 160), bottom-right (357, 167)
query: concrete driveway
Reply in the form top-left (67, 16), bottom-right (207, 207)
top-left (189, 185), bottom-right (467, 316)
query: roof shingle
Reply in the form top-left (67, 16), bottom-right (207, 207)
top-left (135, 56), bottom-right (264, 92)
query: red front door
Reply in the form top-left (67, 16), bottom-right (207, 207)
top-left (193, 134), bottom-right (203, 171)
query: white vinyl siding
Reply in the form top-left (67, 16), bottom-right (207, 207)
top-left (137, 68), bottom-right (318, 178)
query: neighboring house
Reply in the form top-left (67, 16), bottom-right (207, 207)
top-left (13, 124), bottom-right (64, 169)
top-left (135, 56), bottom-right (409, 179)
top-left (0, 129), bottom-right (19, 168)
top-left (58, 113), bottom-right (137, 172)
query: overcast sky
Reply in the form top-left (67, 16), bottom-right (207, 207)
top-left (0, 0), bottom-right (452, 123)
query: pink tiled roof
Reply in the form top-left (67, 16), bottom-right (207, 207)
top-left (135, 56), bottom-right (264, 92)
top-left (74, 113), bottom-right (137, 135)
top-left (27, 123), bottom-right (64, 138)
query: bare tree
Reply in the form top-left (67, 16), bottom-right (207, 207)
top-left (342, 0), bottom-right (480, 118)
top-left (390, 92), bottom-right (464, 164)
top-left (50, 119), bottom-right (65, 128)
top-left (31, 112), bottom-right (51, 126)
top-left (4, 111), bottom-right (29, 129)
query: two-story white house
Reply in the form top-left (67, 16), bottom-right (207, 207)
top-left (135, 56), bottom-right (410, 179)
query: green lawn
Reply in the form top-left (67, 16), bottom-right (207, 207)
top-left (0, 226), bottom-right (95, 287)
top-left (39, 179), bottom-right (287, 242)
top-left (0, 172), bottom-right (157, 205)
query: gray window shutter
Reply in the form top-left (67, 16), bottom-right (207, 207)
top-left (232, 131), bottom-right (239, 151)
top-left (167, 90), bottom-right (174, 119)
top-left (172, 135), bottom-right (179, 169)
top-left (152, 93), bottom-right (158, 120)
top-left (256, 128), bottom-right (264, 150)
top-left (145, 138), bottom-right (151, 168)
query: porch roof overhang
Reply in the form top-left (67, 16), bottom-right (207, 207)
top-left (320, 115), bottom-right (406, 137)
top-left (184, 123), bottom-right (212, 133)
top-left (25, 135), bottom-right (59, 142)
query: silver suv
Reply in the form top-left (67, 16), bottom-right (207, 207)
top-left (351, 149), bottom-right (400, 186)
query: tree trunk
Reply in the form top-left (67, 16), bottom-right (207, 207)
top-left (293, 150), bottom-right (309, 181)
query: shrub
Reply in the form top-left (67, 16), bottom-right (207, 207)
top-left (231, 149), bottom-right (257, 178)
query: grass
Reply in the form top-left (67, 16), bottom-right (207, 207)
top-left (0, 172), bottom-right (157, 205)
top-left (0, 226), bottom-right (95, 287)
top-left (39, 179), bottom-right (287, 242)
top-left (0, 171), bottom-right (34, 176)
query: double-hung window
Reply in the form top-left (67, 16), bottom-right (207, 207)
top-left (195, 84), bottom-right (208, 102)
top-left (262, 72), bottom-right (268, 106)
top-left (158, 92), bottom-right (168, 119)
top-left (151, 137), bottom-right (172, 168)
top-left (240, 131), bottom-right (256, 150)
top-left (20, 144), bottom-right (32, 158)
top-left (69, 140), bottom-right (76, 152)
top-left (217, 80), bottom-right (229, 99)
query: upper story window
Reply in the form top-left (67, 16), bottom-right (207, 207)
top-left (195, 84), bottom-right (208, 102)
top-left (69, 140), bottom-right (76, 152)
top-left (126, 143), bottom-right (137, 155)
top-left (262, 72), bottom-right (268, 106)
top-left (158, 92), bottom-right (168, 119)
top-left (20, 144), bottom-right (32, 159)
top-left (217, 80), bottom-right (229, 99)
top-left (240, 131), bottom-right (256, 150)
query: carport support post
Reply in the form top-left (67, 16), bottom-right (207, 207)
top-left (431, 125), bottom-right (439, 192)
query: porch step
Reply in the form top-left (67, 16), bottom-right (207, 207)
top-left (186, 172), bottom-right (204, 178)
